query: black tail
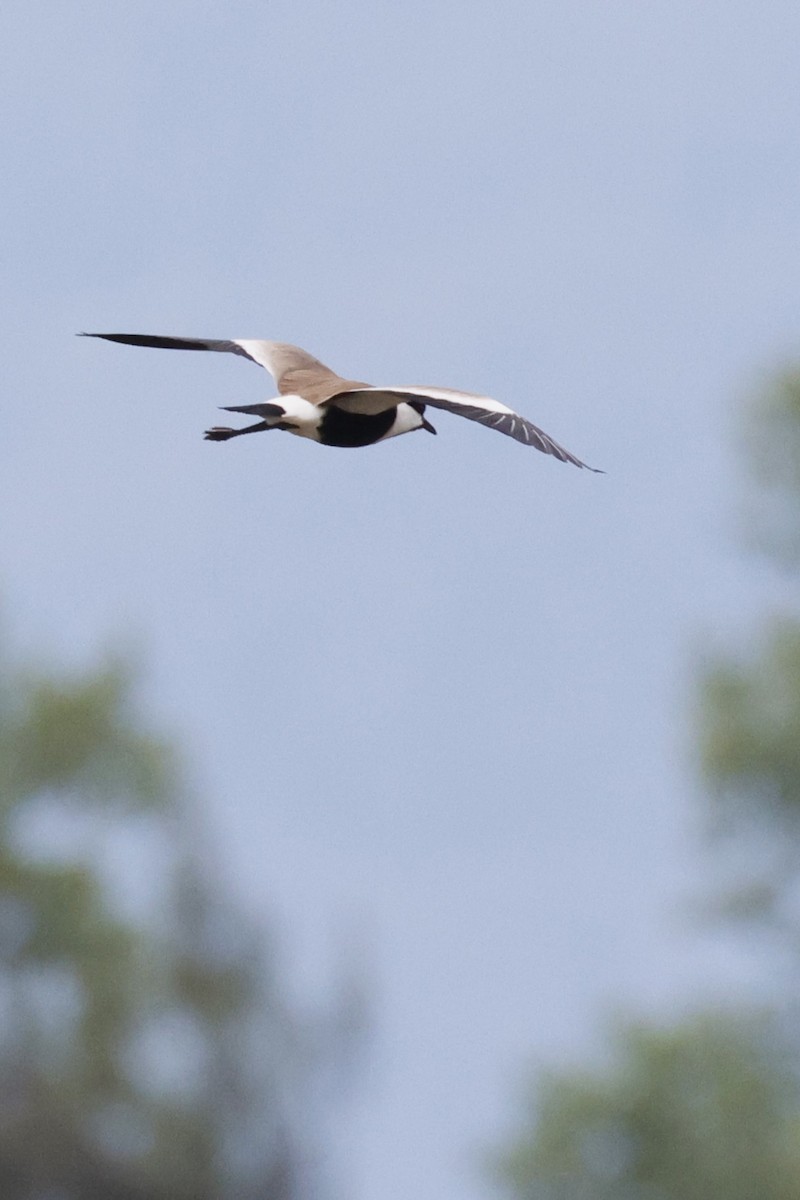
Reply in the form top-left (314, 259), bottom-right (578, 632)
top-left (220, 402), bottom-right (285, 419)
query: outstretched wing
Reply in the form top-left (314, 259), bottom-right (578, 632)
top-left (79, 333), bottom-right (362, 403)
top-left (331, 385), bottom-right (601, 470)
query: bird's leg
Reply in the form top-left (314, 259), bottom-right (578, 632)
top-left (204, 420), bottom-right (274, 442)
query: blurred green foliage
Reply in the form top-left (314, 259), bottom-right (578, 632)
top-left (699, 368), bottom-right (800, 932)
top-left (491, 366), bottom-right (800, 1200)
top-left (494, 1015), bottom-right (800, 1200)
top-left (741, 369), bottom-right (800, 568)
top-left (0, 656), bottom-right (311, 1199)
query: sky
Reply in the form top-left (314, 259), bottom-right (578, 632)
top-left (3, 2), bottom-right (800, 1197)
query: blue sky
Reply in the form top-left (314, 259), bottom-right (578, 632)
top-left (3, 2), bottom-right (800, 1197)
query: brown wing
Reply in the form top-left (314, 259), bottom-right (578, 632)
top-left (79, 333), bottom-right (367, 406)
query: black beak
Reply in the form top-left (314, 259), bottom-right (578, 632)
top-left (408, 399), bottom-right (436, 434)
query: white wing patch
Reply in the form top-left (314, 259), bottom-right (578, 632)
top-left (231, 339), bottom-right (284, 376)
top-left (385, 385), bottom-right (515, 415)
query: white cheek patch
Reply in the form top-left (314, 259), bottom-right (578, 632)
top-left (379, 403), bottom-right (425, 440)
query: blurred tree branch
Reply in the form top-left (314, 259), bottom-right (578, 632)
top-left (0, 647), bottom-right (345, 1200)
top-left (490, 363), bottom-right (800, 1200)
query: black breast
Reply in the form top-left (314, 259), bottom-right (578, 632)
top-left (318, 404), bottom-right (398, 448)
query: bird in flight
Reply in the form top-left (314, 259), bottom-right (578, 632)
top-left (81, 333), bottom-right (600, 470)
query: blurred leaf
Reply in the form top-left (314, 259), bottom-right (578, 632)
top-left (0, 640), bottom-right (332, 1200)
top-left (742, 369), bottom-right (800, 569)
top-left (699, 619), bottom-right (800, 837)
top-left (492, 365), bottom-right (800, 1200)
top-left (0, 660), bottom-right (173, 816)
top-left (494, 1015), bottom-right (800, 1200)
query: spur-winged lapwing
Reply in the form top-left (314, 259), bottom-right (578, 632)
top-left (81, 333), bottom-right (600, 469)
